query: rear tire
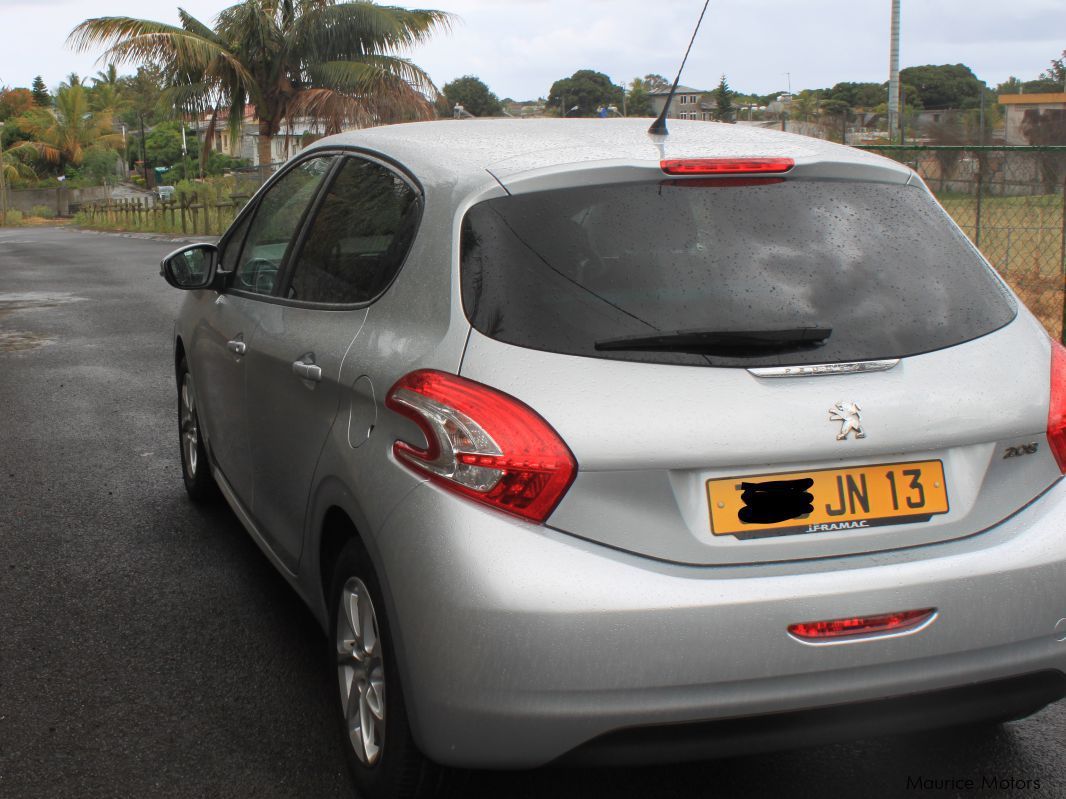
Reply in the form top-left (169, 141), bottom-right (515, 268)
top-left (177, 358), bottom-right (218, 502)
top-left (329, 537), bottom-right (460, 799)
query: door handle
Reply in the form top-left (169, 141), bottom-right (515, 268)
top-left (292, 360), bottom-right (323, 382)
top-left (226, 339), bottom-right (247, 356)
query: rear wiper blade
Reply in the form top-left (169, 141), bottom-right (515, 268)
top-left (594, 326), bottom-right (832, 354)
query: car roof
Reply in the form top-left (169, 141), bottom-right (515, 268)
top-left (307, 118), bottom-right (908, 191)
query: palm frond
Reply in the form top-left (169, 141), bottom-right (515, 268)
top-left (307, 56), bottom-right (438, 98)
top-left (68, 18), bottom-right (254, 87)
top-left (292, 2), bottom-right (453, 60)
top-left (177, 9), bottom-right (224, 43)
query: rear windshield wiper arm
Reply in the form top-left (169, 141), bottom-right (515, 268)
top-left (594, 326), bottom-right (832, 354)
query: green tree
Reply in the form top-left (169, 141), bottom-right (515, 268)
top-left (712, 74), bottom-right (735, 122)
top-left (1, 141), bottom-right (39, 186)
top-left (70, 0), bottom-right (452, 170)
top-left (89, 81), bottom-right (128, 117)
top-left (442, 75), bottom-right (502, 117)
top-left (626, 77), bottom-right (653, 117)
top-left (547, 70), bottom-right (623, 117)
top-left (898, 64), bottom-right (983, 109)
top-left (790, 90), bottom-right (821, 122)
top-left (824, 81), bottom-right (885, 108)
top-left (22, 83), bottom-right (123, 168)
top-left (1040, 50), bottom-right (1066, 87)
top-left (118, 65), bottom-right (168, 129)
top-left (92, 64), bottom-right (121, 88)
top-left (31, 76), bottom-right (51, 107)
top-left (143, 120), bottom-right (186, 166)
top-left (76, 144), bottom-right (122, 184)
top-left (643, 73), bottom-right (670, 93)
top-left (820, 98), bottom-right (852, 142)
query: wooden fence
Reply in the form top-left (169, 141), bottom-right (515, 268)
top-left (81, 191), bottom-right (251, 236)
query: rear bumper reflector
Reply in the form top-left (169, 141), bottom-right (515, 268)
top-left (788, 608), bottom-right (937, 642)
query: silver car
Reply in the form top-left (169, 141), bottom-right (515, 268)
top-left (161, 119), bottom-right (1066, 798)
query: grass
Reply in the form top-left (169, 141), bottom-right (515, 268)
top-left (0, 211), bottom-right (73, 228)
top-left (938, 193), bottom-right (1065, 340)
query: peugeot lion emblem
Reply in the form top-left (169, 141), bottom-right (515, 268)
top-left (829, 401), bottom-right (865, 441)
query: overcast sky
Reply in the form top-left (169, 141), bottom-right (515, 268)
top-left (0, 0), bottom-right (1061, 100)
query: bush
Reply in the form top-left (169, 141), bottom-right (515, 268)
top-left (162, 152), bottom-right (251, 182)
top-left (1, 209), bottom-right (24, 226)
top-left (30, 204), bottom-right (56, 219)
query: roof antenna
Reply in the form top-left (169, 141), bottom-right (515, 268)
top-left (649, 0), bottom-right (712, 137)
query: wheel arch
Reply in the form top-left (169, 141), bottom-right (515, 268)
top-left (174, 336), bottom-right (187, 375)
top-left (319, 505), bottom-right (360, 614)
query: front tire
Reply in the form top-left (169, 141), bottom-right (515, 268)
top-left (329, 537), bottom-right (458, 799)
top-left (177, 358), bottom-right (217, 501)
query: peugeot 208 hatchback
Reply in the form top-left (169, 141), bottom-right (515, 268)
top-left (161, 119), bottom-right (1066, 798)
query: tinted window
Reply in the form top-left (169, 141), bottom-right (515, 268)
top-left (461, 179), bottom-right (1016, 367)
top-left (220, 207), bottom-right (253, 273)
top-left (233, 157), bottom-right (333, 295)
top-left (287, 158), bottom-right (420, 304)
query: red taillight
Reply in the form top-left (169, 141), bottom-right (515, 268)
top-left (1048, 341), bottom-right (1066, 473)
top-left (385, 370), bottom-right (577, 523)
top-left (788, 608), bottom-right (936, 641)
top-left (660, 157), bottom-right (795, 176)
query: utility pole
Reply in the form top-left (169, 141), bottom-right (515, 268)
top-left (888, 0), bottom-right (901, 144)
top-left (979, 89), bottom-right (986, 146)
top-left (139, 113), bottom-right (149, 186)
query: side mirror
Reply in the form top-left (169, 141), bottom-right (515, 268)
top-left (160, 243), bottom-right (220, 290)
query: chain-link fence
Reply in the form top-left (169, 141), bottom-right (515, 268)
top-left (856, 145), bottom-right (1066, 342)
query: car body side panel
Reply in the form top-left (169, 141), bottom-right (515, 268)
top-left (294, 178), bottom-right (503, 622)
top-left (244, 304), bottom-right (368, 570)
top-left (181, 290), bottom-right (269, 504)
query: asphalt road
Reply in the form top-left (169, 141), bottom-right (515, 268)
top-left (1, 227), bottom-right (1064, 798)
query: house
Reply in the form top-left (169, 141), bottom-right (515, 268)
top-left (647, 85), bottom-right (718, 121)
top-left (998, 92), bottom-right (1066, 145)
top-left (193, 105), bottom-right (336, 166)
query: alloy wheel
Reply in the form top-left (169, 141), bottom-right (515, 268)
top-left (180, 373), bottom-right (199, 478)
top-left (336, 576), bottom-right (387, 766)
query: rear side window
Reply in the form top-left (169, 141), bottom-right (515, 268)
top-left (460, 179), bottom-right (1016, 367)
top-left (286, 157), bottom-right (421, 305)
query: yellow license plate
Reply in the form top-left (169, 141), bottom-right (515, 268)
top-left (707, 460), bottom-right (949, 538)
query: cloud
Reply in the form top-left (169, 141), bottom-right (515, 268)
top-left (0, 0), bottom-right (1059, 98)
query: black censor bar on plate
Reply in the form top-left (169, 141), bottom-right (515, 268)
top-left (738, 478), bottom-right (815, 525)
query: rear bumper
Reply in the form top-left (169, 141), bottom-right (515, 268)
top-left (559, 670), bottom-right (1066, 766)
top-left (373, 478), bottom-right (1066, 768)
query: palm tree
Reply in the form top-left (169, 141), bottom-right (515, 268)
top-left (92, 64), bottom-right (121, 88)
top-left (69, 0), bottom-right (451, 170)
top-left (24, 83), bottom-right (123, 168)
top-left (2, 142), bottom-right (39, 185)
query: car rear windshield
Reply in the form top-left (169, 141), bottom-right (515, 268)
top-left (460, 178), bottom-right (1016, 367)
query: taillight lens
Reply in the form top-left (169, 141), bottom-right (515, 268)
top-left (660, 157), bottom-right (795, 175)
top-left (385, 370), bottom-right (577, 523)
top-left (788, 608), bottom-right (936, 641)
top-left (1048, 341), bottom-right (1066, 472)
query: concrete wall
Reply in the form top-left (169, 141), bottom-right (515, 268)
top-left (6, 185), bottom-right (113, 217)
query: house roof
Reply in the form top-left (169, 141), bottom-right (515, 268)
top-left (648, 85), bottom-right (706, 97)
top-left (999, 92), bottom-right (1066, 105)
